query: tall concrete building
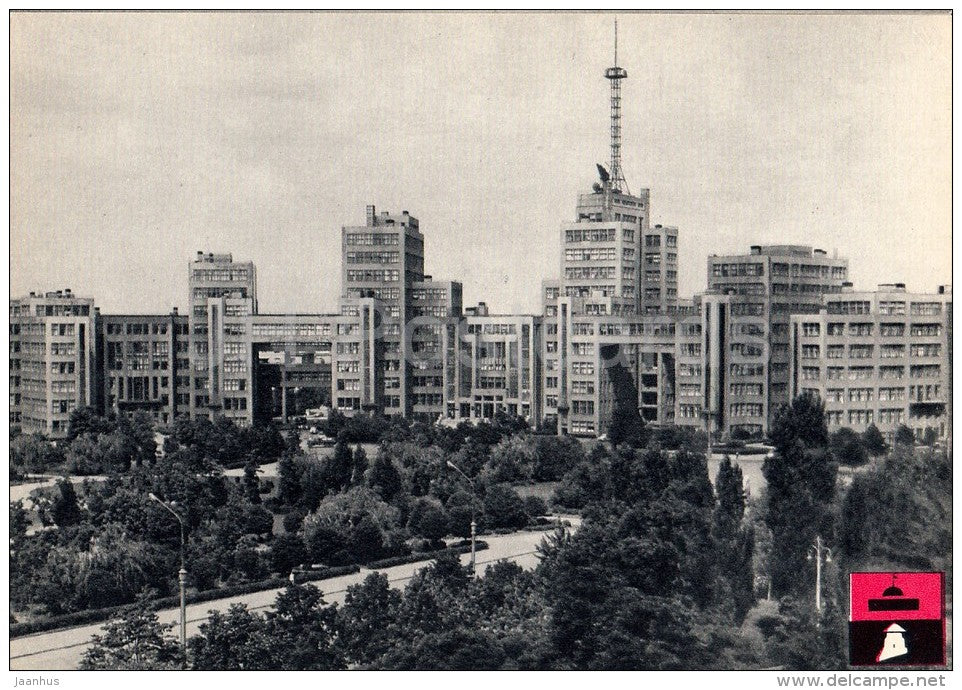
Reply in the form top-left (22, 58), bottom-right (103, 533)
top-left (10, 290), bottom-right (97, 437)
top-left (707, 245), bottom-right (849, 436)
top-left (790, 284), bottom-right (951, 443)
top-left (341, 206), bottom-right (424, 417)
top-left (445, 308), bottom-right (542, 423)
top-left (99, 310), bottom-right (189, 425)
top-left (341, 206), bottom-right (462, 421)
top-left (188, 252), bottom-right (258, 420)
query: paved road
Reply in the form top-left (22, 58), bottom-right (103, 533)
top-left (10, 519), bottom-right (579, 671)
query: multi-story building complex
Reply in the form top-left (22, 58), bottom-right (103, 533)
top-left (790, 284), bottom-right (951, 443)
top-left (188, 252), bottom-right (258, 420)
top-left (11, 41), bottom-right (949, 447)
top-left (444, 308), bottom-right (542, 423)
top-left (99, 311), bottom-right (189, 425)
top-left (10, 290), bottom-right (97, 437)
top-left (410, 279), bottom-right (462, 421)
top-left (341, 206), bottom-right (462, 421)
top-left (543, 291), bottom-right (732, 438)
top-left (707, 245), bottom-right (849, 436)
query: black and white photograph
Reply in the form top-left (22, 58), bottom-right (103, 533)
top-left (6, 10), bottom-right (953, 681)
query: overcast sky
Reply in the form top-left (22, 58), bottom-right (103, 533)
top-left (10, 12), bottom-right (951, 315)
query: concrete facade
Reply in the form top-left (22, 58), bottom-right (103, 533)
top-left (10, 290), bottom-right (97, 437)
top-left (790, 284), bottom-right (952, 443)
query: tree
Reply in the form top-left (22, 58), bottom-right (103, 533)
top-left (829, 427), bottom-right (868, 466)
top-left (277, 453), bottom-right (303, 507)
top-left (861, 424), bottom-right (888, 457)
top-left (351, 446), bottom-right (369, 485)
top-left (189, 603), bottom-right (272, 670)
top-left (302, 487), bottom-right (400, 564)
top-left (483, 484), bottom-right (528, 530)
top-left (10, 433), bottom-right (65, 475)
top-left (51, 478), bottom-right (83, 528)
top-left (270, 533), bottom-right (308, 575)
top-left (80, 605), bottom-right (183, 670)
top-left (483, 435), bottom-right (536, 484)
top-left (712, 458), bottom-right (754, 622)
top-left (67, 406), bottom-right (114, 442)
top-left (532, 435), bottom-right (585, 481)
top-left (763, 395), bottom-right (837, 596)
top-left (407, 497), bottom-right (448, 544)
top-left (604, 347), bottom-right (648, 448)
top-left (261, 584), bottom-right (345, 670)
top-left (322, 439), bottom-right (354, 494)
top-left (368, 453), bottom-right (403, 502)
top-left (894, 424), bottom-right (916, 447)
top-left (10, 500), bottom-right (29, 548)
top-left (770, 392), bottom-right (830, 451)
top-left (349, 513), bottom-right (386, 562)
top-left (445, 490), bottom-right (481, 539)
top-left (339, 572), bottom-right (403, 666)
top-left (242, 458), bottom-right (262, 504)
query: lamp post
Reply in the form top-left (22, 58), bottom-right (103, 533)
top-left (807, 534), bottom-right (833, 616)
top-left (149, 492), bottom-right (187, 652)
top-left (446, 460), bottom-right (477, 575)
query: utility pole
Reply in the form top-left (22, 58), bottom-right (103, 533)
top-left (808, 534), bottom-right (833, 616)
top-left (150, 493), bottom-right (188, 653)
top-left (446, 460), bottom-right (478, 574)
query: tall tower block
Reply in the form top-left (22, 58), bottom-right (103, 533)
top-left (605, 20), bottom-right (629, 195)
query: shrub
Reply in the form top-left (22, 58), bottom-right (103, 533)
top-left (522, 495), bottom-right (548, 518)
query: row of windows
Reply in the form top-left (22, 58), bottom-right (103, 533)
top-left (731, 403), bottom-right (764, 417)
top-left (730, 383), bottom-right (763, 396)
top-left (820, 365), bottom-right (943, 381)
top-left (565, 266), bottom-right (616, 280)
top-left (466, 323), bottom-right (517, 335)
top-left (346, 269), bottom-right (400, 283)
top-left (345, 251), bottom-right (400, 264)
top-left (564, 247), bottom-right (617, 262)
top-left (827, 301), bottom-right (943, 316)
top-left (569, 420), bottom-right (596, 434)
top-left (345, 232), bottom-right (400, 246)
top-left (251, 323), bottom-right (335, 338)
top-left (711, 262), bottom-right (765, 278)
top-left (571, 400), bottom-right (594, 415)
top-left (192, 268), bottom-right (251, 282)
top-left (571, 380), bottom-right (595, 395)
top-left (565, 228), bottom-right (618, 243)
top-left (30, 304), bottom-right (92, 317)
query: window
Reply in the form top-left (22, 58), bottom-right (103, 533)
top-left (878, 366), bottom-right (904, 380)
top-left (801, 367), bottom-right (820, 381)
top-left (848, 345), bottom-right (873, 359)
top-left (848, 388), bottom-right (873, 402)
top-left (910, 344), bottom-right (941, 358)
top-left (848, 366), bottom-right (874, 380)
top-left (801, 345), bottom-right (820, 359)
top-left (825, 389), bottom-right (844, 403)
top-left (847, 409), bottom-right (874, 425)
top-left (802, 323), bottom-right (821, 337)
top-left (910, 302), bottom-right (941, 315)
top-left (826, 345), bottom-right (844, 359)
top-left (880, 345), bottom-right (905, 359)
top-left (910, 323), bottom-right (941, 337)
top-left (880, 323), bottom-right (905, 337)
top-left (730, 403), bottom-right (764, 417)
top-left (571, 400), bottom-right (594, 415)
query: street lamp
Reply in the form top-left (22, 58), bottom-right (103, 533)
top-left (149, 492), bottom-right (188, 652)
top-left (807, 534), bottom-right (833, 616)
top-left (446, 460), bottom-right (477, 575)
